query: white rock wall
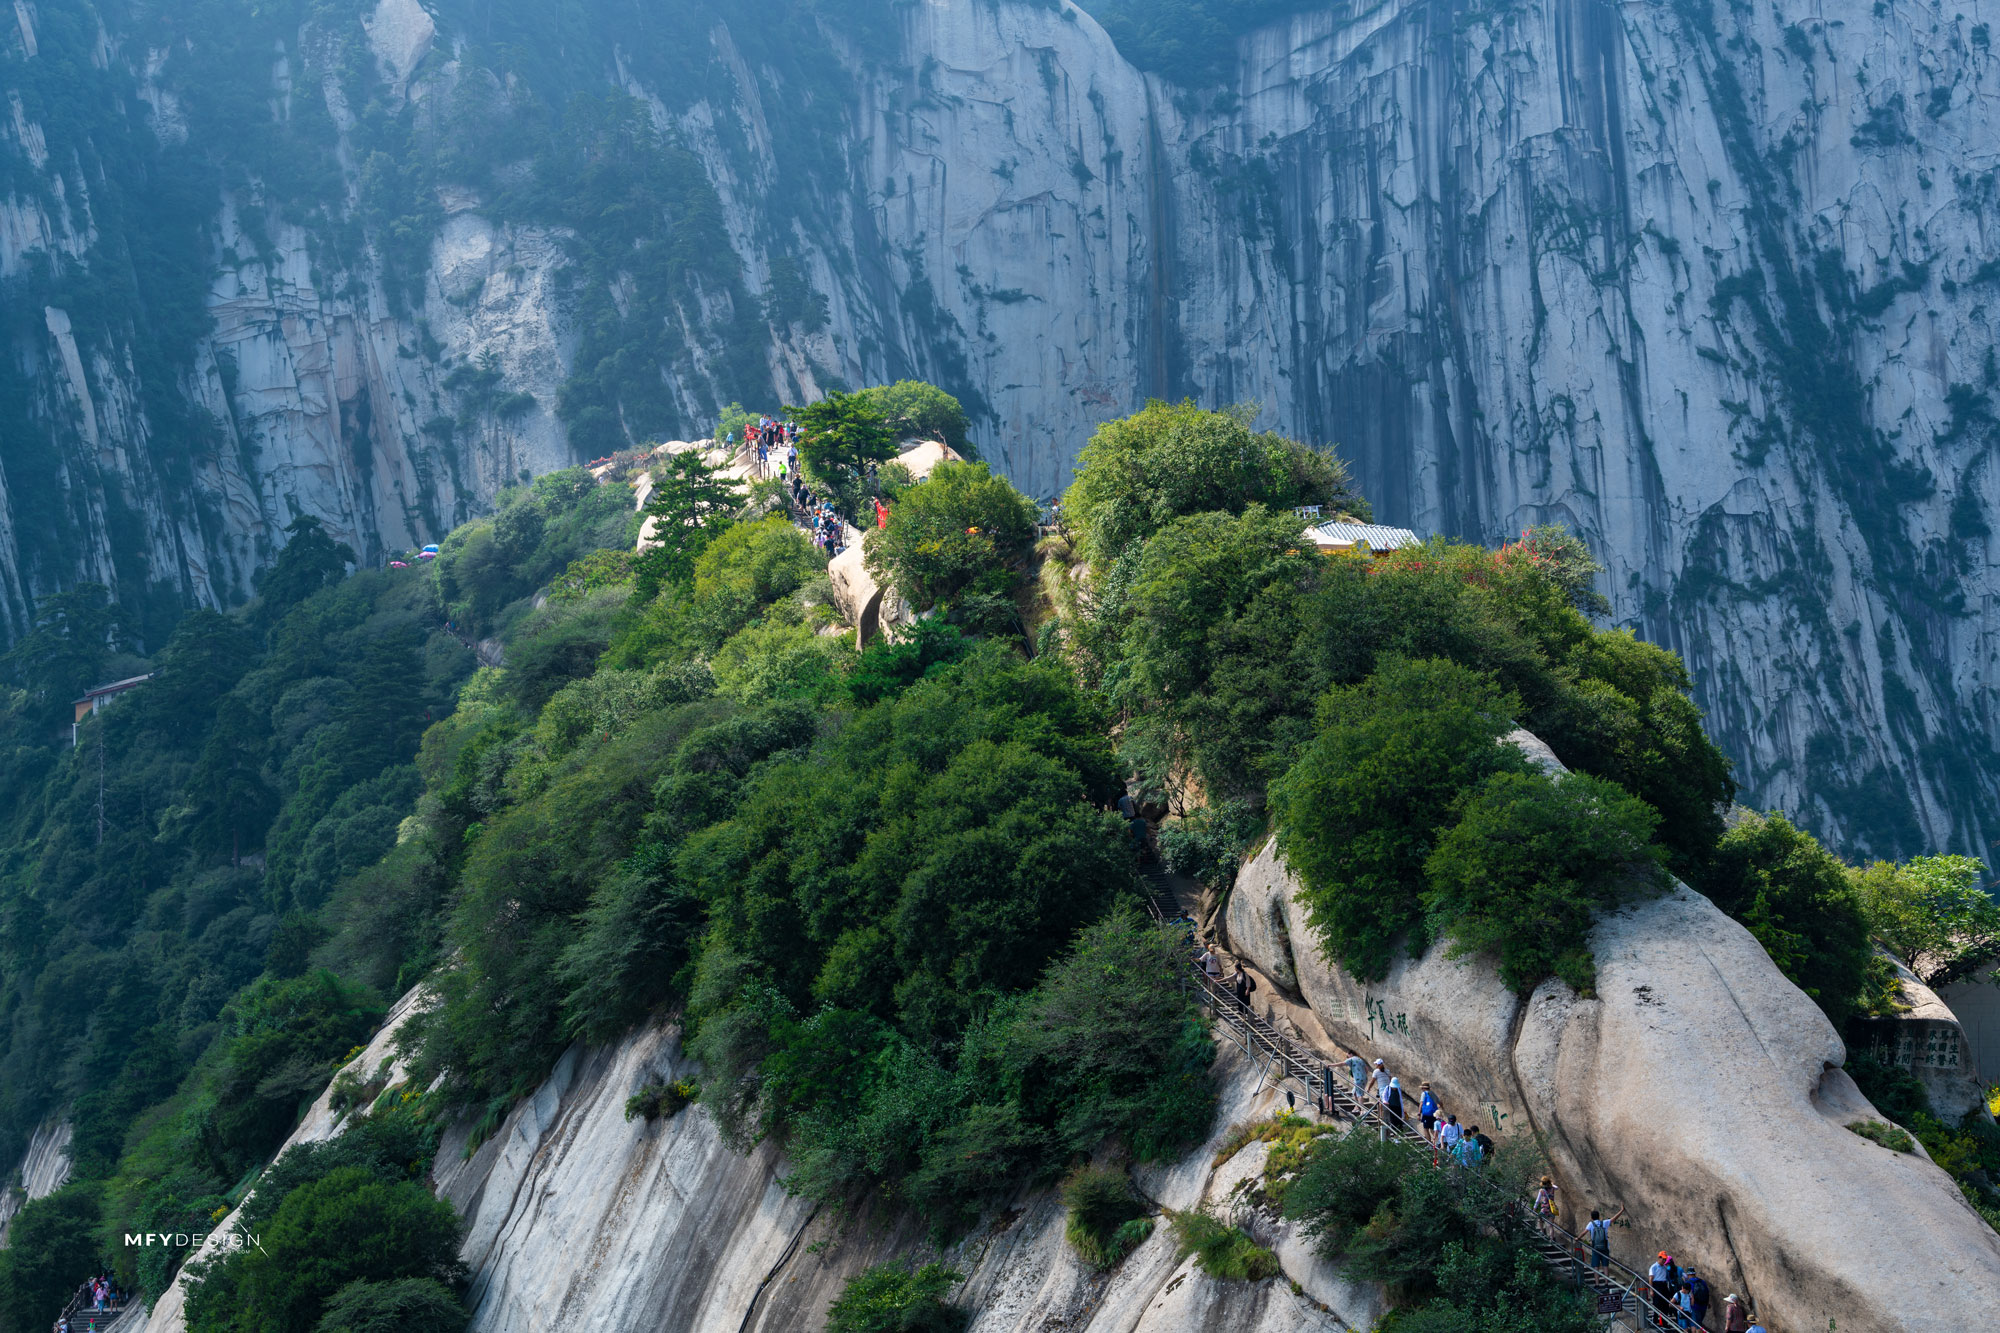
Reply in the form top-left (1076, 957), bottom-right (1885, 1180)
top-left (6, 0), bottom-right (2000, 850)
top-left (0, 1116), bottom-right (71, 1247)
top-left (430, 1020), bottom-right (1380, 1333)
top-left (1223, 825), bottom-right (2000, 1333)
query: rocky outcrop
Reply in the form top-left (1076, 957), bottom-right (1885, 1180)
top-left (130, 978), bottom-right (1380, 1333)
top-left (140, 985), bottom-right (433, 1333)
top-left (433, 1022), bottom-right (1380, 1333)
top-left (1224, 826), bottom-right (2000, 1333)
top-left (4, 0), bottom-right (1996, 848)
top-left (0, 1117), bottom-right (71, 1246)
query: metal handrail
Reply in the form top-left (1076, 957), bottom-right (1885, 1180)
top-left (1143, 874), bottom-right (1698, 1331)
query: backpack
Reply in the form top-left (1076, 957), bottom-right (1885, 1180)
top-left (1586, 1218), bottom-right (1609, 1245)
top-left (1690, 1277), bottom-right (1710, 1307)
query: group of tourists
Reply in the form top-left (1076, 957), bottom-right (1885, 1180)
top-left (52, 1273), bottom-right (124, 1332)
top-left (1190, 936), bottom-right (1772, 1333)
top-left (792, 479), bottom-right (847, 557)
top-left (736, 416), bottom-right (798, 478)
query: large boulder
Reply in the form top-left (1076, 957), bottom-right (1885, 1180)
top-left (1228, 823), bottom-right (2000, 1333)
top-left (1224, 834), bottom-right (1300, 994)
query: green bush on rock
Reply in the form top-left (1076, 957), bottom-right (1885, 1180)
top-left (1423, 770), bottom-right (1666, 995)
top-left (1060, 1165), bottom-right (1152, 1269)
top-left (826, 1261), bottom-right (967, 1333)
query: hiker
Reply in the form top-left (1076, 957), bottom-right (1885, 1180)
top-left (1382, 1076), bottom-right (1406, 1132)
top-left (1198, 948), bottom-right (1223, 981)
top-left (1532, 1175), bottom-right (1559, 1220)
top-left (1230, 963), bottom-right (1257, 1005)
top-left (1364, 1057), bottom-right (1387, 1100)
top-left (1584, 1204), bottom-right (1624, 1270)
top-left (1417, 1081), bottom-right (1439, 1141)
top-left (1649, 1254), bottom-right (1677, 1323)
top-left (1675, 1283), bottom-right (1697, 1331)
top-left (1722, 1295), bottom-right (1749, 1333)
top-left (1438, 1113), bottom-right (1464, 1154)
top-left (1685, 1268), bottom-right (1710, 1328)
top-left (1454, 1125), bottom-right (1483, 1166)
top-left (1344, 1052), bottom-right (1367, 1103)
top-left (1472, 1126), bottom-right (1494, 1164)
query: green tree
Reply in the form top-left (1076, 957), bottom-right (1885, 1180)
top-left (1272, 658), bottom-right (1531, 980)
top-left (1114, 505), bottom-right (1320, 796)
top-left (313, 1278), bottom-right (467, 1333)
top-left (1709, 812), bottom-right (1878, 1026)
top-left (0, 582), bottom-right (128, 719)
top-left (826, 1262), bottom-right (966, 1333)
top-left (257, 517), bottom-right (357, 616)
top-left (184, 1167), bottom-right (462, 1333)
top-left (0, 1184), bottom-right (102, 1332)
top-left (1511, 524), bottom-right (1612, 617)
top-left (1061, 399), bottom-right (1363, 568)
top-left (999, 913), bottom-right (1215, 1160)
top-left (853, 380), bottom-right (974, 456)
top-left (863, 461), bottom-right (1038, 609)
top-left (1852, 854), bottom-right (2000, 988)
top-left (1422, 770), bottom-right (1666, 994)
top-left (788, 391), bottom-right (898, 500)
top-left (634, 450), bottom-right (746, 597)
top-left (712, 401), bottom-right (758, 445)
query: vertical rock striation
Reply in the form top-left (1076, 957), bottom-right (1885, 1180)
top-left (4, 0), bottom-right (1998, 851)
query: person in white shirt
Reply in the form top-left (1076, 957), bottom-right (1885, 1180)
top-left (1583, 1204), bottom-right (1624, 1269)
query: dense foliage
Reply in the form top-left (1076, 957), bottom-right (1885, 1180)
top-left (826, 1261), bottom-right (966, 1333)
top-left (0, 388), bottom-right (1987, 1331)
top-left (1283, 1128), bottom-right (1596, 1331)
top-left (1706, 812), bottom-right (1885, 1027)
top-left (852, 381), bottom-right (976, 458)
top-left (1424, 771), bottom-right (1664, 995)
top-left (1849, 854), bottom-right (2000, 987)
top-left (864, 461), bottom-right (1039, 613)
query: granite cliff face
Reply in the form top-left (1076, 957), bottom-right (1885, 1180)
top-left (5, 0), bottom-right (1999, 850)
top-left (136, 1005), bottom-right (1384, 1333)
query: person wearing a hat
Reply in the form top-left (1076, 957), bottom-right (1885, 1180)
top-left (1685, 1267), bottom-right (1710, 1327)
top-left (1723, 1295), bottom-right (1750, 1333)
top-left (1649, 1253), bottom-right (1677, 1320)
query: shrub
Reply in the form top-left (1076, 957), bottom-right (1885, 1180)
top-left (825, 1261), bottom-right (967, 1333)
top-left (1280, 1128), bottom-right (1412, 1256)
top-left (864, 461), bottom-right (1039, 610)
top-left (1846, 1119), bottom-right (1915, 1152)
top-left (1000, 914), bottom-right (1217, 1160)
top-left (1272, 658), bottom-right (1530, 980)
top-left (1422, 770), bottom-right (1666, 995)
top-left (1708, 812), bottom-right (1876, 1026)
top-left (1061, 1166), bottom-right (1151, 1269)
top-left (852, 380), bottom-right (974, 455)
top-left (184, 1167), bottom-right (463, 1333)
top-left (624, 1078), bottom-right (700, 1122)
top-left (1391, 1238), bottom-right (1601, 1333)
top-left (1159, 802), bottom-right (1265, 891)
top-left (313, 1277), bottom-right (467, 1333)
top-left (1164, 1207), bottom-right (1279, 1281)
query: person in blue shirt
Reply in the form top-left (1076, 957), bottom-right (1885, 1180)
top-left (1417, 1081), bottom-right (1440, 1142)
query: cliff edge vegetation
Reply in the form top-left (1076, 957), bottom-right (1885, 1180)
top-left (0, 398), bottom-right (1994, 1332)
